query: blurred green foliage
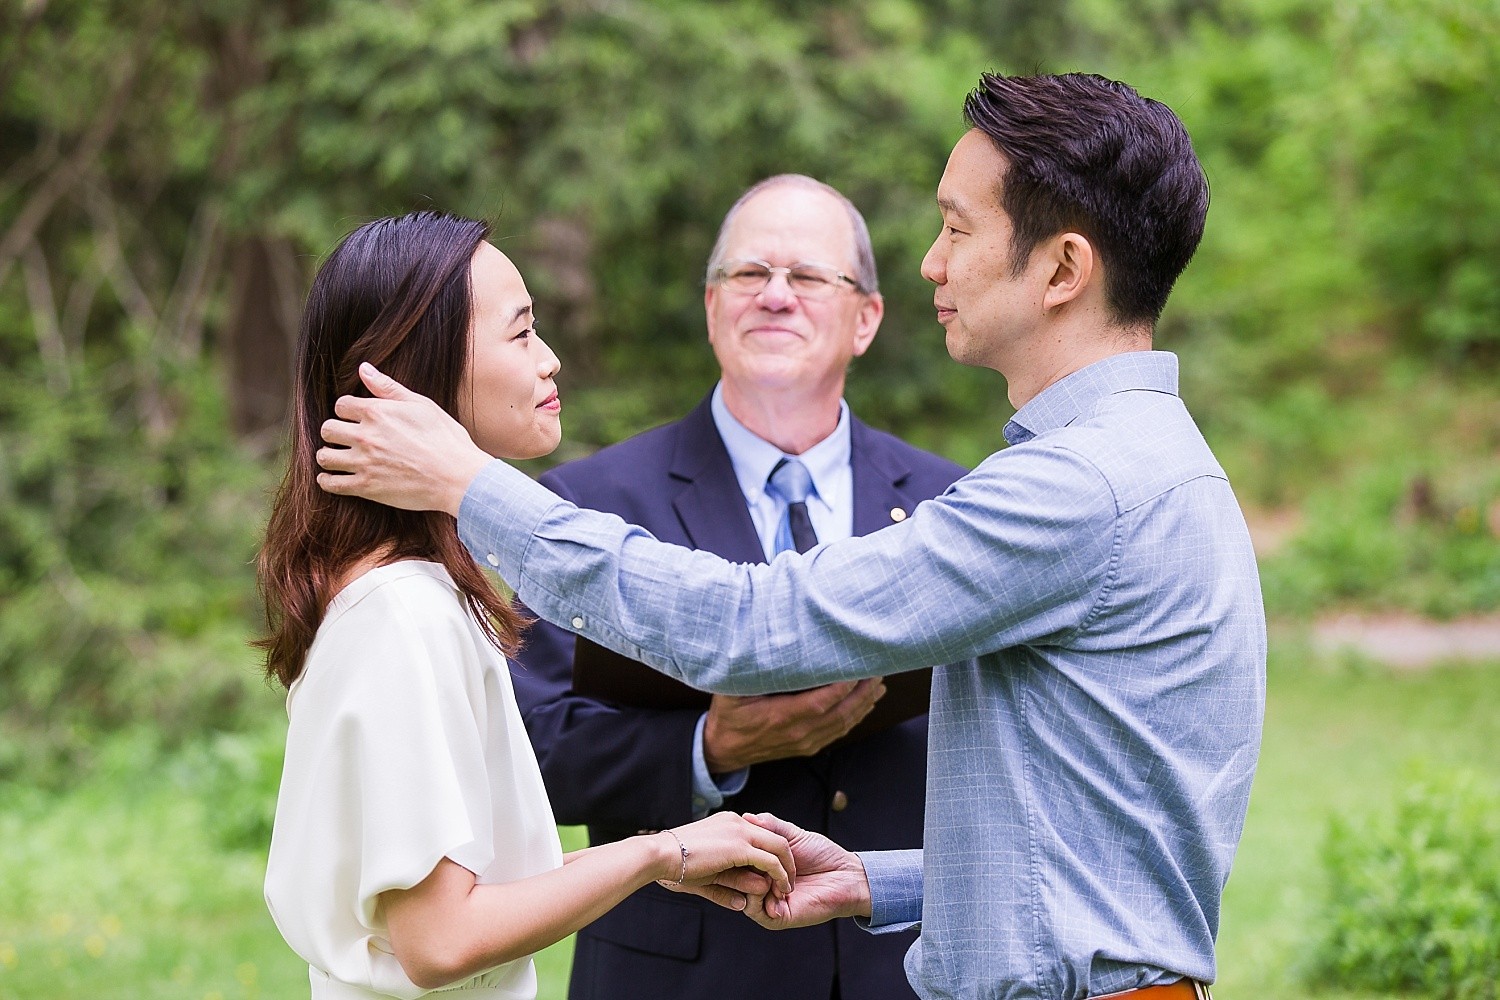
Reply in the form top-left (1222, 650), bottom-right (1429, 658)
top-left (1, 0), bottom-right (1496, 784)
top-left (1312, 766), bottom-right (1500, 999)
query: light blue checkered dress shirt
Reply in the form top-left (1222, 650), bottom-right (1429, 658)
top-left (460, 351), bottom-right (1265, 999)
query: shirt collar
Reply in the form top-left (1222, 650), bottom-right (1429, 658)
top-left (1003, 350), bottom-right (1180, 445)
top-left (710, 382), bottom-right (851, 508)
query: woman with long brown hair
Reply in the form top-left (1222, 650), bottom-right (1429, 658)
top-left (258, 211), bottom-right (792, 1000)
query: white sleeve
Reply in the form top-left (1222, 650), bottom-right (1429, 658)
top-left (265, 583), bottom-right (496, 996)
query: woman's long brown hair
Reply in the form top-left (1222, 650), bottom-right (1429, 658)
top-left (257, 212), bottom-right (526, 688)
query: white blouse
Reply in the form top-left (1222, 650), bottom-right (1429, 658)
top-left (265, 561), bottom-right (563, 1000)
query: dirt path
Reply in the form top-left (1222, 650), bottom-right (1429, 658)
top-left (1244, 507), bottom-right (1500, 668)
top-left (1309, 612), bottom-right (1500, 669)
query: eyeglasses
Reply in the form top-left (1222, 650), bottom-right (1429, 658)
top-left (712, 259), bottom-right (862, 300)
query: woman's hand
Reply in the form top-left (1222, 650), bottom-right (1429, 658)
top-left (653, 811), bottom-right (796, 907)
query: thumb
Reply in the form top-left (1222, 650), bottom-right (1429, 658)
top-left (359, 362), bottom-right (415, 400)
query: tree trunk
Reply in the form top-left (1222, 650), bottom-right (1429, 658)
top-left (223, 236), bottom-right (302, 440)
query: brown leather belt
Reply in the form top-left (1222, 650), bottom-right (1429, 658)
top-left (1094, 980), bottom-right (1211, 1000)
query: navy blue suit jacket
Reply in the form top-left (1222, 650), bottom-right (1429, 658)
top-left (510, 393), bottom-right (965, 1000)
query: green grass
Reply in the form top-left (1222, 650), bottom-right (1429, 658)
top-left (1, 647), bottom-right (1495, 1000)
top-left (1216, 643), bottom-right (1500, 998)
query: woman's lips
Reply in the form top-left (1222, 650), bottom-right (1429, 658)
top-left (537, 390), bottom-right (561, 412)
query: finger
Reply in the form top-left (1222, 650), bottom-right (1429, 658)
top-left (689, 883), bottom-right (748, 911)
top-left (833, 679), bottom-right (886, 728)
top-left (316, 445), bottom-right (357, 472)
top-left (713, 867), bottom-right (772, 896)
top-left (759, 824), bottom-right (797, 883)
top-left (831, 677), bottom-right (883, 712)
top-left (332, 395), bottom-right (373, 422)
top-left (740, 888), bottom-right (775, 928)
top-left (743, 812), bottom-right (801, 841)
top-left (359, 362), bottom-right (416, 400)
top-left (661, 880), bottom-right (748, 911)
top-left (804, 681), bottom-right (859, 709)
top-left (316, 471), bottom-right (359, 495)
top-left (743, 836), bottom-right (795, 893)
top-left (321, 415), bottom-right (363, 447)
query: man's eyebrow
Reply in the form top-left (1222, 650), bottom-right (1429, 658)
top-left (936, 196), bottom-right (971, 220)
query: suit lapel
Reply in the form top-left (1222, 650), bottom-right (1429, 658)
top-left (850, 417), bottom-right (918, 538)
top-left (669, 396), bottom-right (768, 564)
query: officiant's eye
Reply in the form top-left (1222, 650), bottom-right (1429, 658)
top-left (715, 259), bottom-right (860, 300)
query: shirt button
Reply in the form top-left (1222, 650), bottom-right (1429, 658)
top-left (831, 790), bottom-right (849, 812)
top-left (571, 616), bottom-right (585, 629)
top-left (485, 553), bottom-right (500, 567)
top-left (890, 507), bottom-right (907, 523)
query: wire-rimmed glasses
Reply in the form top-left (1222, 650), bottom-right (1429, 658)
top-left (711, 258), bottom-right (862, 300)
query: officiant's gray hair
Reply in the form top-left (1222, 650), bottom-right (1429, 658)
top-left (705, 174), bottom-right (879, 293)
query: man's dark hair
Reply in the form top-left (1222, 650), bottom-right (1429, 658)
top-left (963, 72), bottom-right (1209, 326)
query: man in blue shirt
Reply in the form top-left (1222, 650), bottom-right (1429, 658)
top-left (318, 72), bottom-right (1265, 1000)
top-left (510, 175), bottom-right (964, 1000)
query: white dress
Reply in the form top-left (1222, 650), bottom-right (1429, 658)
top-left (265, 561), bottom-right (563, 1000)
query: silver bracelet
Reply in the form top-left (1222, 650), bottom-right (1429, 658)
top-left (663, 828), bottom-right (689, 884)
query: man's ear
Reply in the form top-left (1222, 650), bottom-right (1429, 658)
top-left (1041, 232), bottom-right (1095, 313)
top-left (851, 292), bottom-right (884, 358)
top-left (705, 285), bottom-right (721, 344)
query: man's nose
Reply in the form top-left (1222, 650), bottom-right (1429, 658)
top-left (756, 270), bottom-right (798, 310)
top-left (920, 239), bottom-right (946, 284)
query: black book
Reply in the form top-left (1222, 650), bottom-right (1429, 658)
top-left (571, 636), bottom-right (932, 746)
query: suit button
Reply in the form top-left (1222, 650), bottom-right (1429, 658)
top-left (831, 790), bottom-right (849, 812)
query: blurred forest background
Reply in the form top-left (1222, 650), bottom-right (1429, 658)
top-left (1, 0), bottom-right (1496, 998)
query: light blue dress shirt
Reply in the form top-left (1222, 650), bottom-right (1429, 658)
top-left (688, 385), bottom-right (858, 816)
top-left (710, 384), bottom-right (855, 559)
top-left (461, 352), bottom-right (1265, 999)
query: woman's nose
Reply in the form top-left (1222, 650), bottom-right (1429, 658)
top-left (535, 333), bottom-right (561, 377)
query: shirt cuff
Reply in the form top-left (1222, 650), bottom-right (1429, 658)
top-left (458, 459), bottom-right (564, 581)
top-left (853, 849), bottom-right (923, 934)
top-left (690, 713), bottom-right (750, 818)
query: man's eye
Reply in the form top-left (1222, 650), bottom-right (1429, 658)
top-left (731, 267), bottom-right (768, 280)
top-left (790, 270), bottom-right (833, 286)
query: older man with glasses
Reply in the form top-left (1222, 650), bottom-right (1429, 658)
top-left (506, 174), bottom-right (965, 1000)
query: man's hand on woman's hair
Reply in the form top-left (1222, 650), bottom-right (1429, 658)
top-left (317, 362), bottom-right (490, 516)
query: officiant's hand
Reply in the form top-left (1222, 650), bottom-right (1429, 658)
top-left (703, 679), bottom-right (885, 774)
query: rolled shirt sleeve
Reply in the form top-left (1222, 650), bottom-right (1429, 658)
top-left (856, 849), bottom-right (925, 934)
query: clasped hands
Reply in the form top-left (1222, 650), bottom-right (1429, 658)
top-left (664, 813), bottom-right (872, 929)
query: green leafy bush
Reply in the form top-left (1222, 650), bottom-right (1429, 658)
top-left (174, 716), bottom-right (288, 853)
top-left (0, 352), bottom-right (275, 783)
top-left (1311, 767), bottom-right (1500, 999)
top-left (1259, 458), bottom-right (1500, 620)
